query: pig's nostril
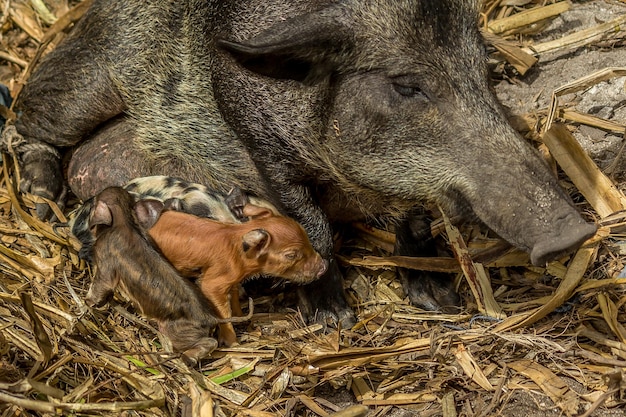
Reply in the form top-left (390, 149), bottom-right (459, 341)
top-left (529, 221), bottom-right (597, 266)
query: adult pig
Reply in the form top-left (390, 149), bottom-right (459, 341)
top-left (5, 0), bottom-right (596, 324)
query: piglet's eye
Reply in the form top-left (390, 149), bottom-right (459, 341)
top-left (284, 252), bottom-right (298, 261)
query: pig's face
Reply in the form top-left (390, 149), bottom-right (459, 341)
top-left (243, 217), bottom-right (328, 283)
top-left (219, 0), bottom-right (596, 265)
top-left (325, 1), bottom-right (596, 264)
top-left (262, 243), bottom-right (328, 283)
top-left (325, 1), bottom-right (503, 204)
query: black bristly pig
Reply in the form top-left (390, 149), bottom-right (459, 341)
top-left (5, 0), bottom-right (597, 324)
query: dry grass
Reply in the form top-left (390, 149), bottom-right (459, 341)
top-left (2, 1), bottom-right (626, 416)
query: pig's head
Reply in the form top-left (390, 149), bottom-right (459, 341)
top-left (242, 209), bottom-right (328, 283)
top-left (218, 0), bottom-right (596, 265)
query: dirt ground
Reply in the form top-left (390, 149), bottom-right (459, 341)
top-left (496, 0), bottom-right (626, 179)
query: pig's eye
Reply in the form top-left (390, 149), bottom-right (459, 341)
top-left (393, 83), bottom-right (423, 98)
top-left (284, 251), bottom-right (299, 261)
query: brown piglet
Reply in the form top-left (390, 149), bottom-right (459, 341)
top-left (141, 203), bottom-right (327, 346)
top-left (86, 186), bottom-right (251, 365)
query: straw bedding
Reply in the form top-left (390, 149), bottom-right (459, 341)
top-left (1, 1), bottom-right (626, 415)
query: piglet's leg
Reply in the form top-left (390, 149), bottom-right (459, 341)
top-left (230, 286), bottom-right (244, 317)
top-left (199, 278), bottom-right (238, 347)
top-left (224, 187), bottom-right (250, 221)
top-left (161, 320), bottom-right (218, 367)
top-left (86, 264), bottom-right (120, 308)
top-left (218, 322), bottom-right (238, 347)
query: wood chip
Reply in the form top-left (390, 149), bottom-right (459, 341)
top-left (487, 1), bottom-right (571, 35)
top-left (455, 344), bottom-right (494, 391)
top-left (542, 123), bottom-right (626, 217)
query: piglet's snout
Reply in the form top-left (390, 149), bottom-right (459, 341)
top-left (299, 253), bottom-right (328, 283)
top-left (315, 257), bottom-right (328, 278)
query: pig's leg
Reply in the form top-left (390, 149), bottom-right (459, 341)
top-left (67, 116), bottom-right (222, 202)
top-left (394, 213), bottom-right (460, 312)
top-left (296, 213), bottom-right (356, 328)
top-left (6, 12), bottom-right (126, 216)
top-left (265, 184), bottom-right (355, 327)
top-left (86, 265), bottom-right (120, 308)
top-left (161, 320), bottom-right (218, 366)
top-left (67, 117), bottom-right (153, 201)
top-left (297, 259), bottom-right (355, 327)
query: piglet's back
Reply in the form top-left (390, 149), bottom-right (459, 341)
top-left (147, 207), bottom-right (326, 283)
top-left (146, 210), bottom-right (234, 270)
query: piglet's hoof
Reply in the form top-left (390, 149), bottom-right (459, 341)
top-left (224, 186), bottom-right (250, 221)
top-left (181, 354), bottom-right (199, 368)
top-left (84, 286), bottom-right (112, 309)
top-left (181, 338), bottom-right (218, 367)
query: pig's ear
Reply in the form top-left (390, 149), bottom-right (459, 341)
top-left (217, 8), bottom-right (352, 84)
top-left (163, 198), bottom-right (183, 212)
top-left (242, 229), bottom-right (270, 257)
top-left (90, 200), bottom-right (113, 228)
top-left (225, 187), bottom-right (250, 221)
top-left (134, 199), bottom-right (164, 230)
top-left (242, 204), bottom-right (273, 220)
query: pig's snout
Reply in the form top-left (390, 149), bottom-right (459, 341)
top-left (316, 257), bottom-right (329, 278)
top-left (529, 213), bottom-right (597, 266)
top-left (300, 254), bottom-right (328, 283)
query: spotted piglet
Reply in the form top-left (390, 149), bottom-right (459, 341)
top-left (70, 175), bottom-right (278, 261)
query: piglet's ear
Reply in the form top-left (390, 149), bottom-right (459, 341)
top-left (217, 6), bottom-right (352, 84)
top-left (134, 199), bottom-right (164, 230)
top-left (225, 186), bottom-right (250, 221)
top-left (242, 229), bottom-right (270, 257)
top-left (163, 197), bottom-right (183, 212)
top-left (90, 200), bottom-right (113, 228)
top-left (243, 204), bottom-right (273, 220)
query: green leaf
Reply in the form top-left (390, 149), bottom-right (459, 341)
top-left (125, 356), bottom-right (161, 376)
top-left (210, 360), bottom-right (257, 385)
